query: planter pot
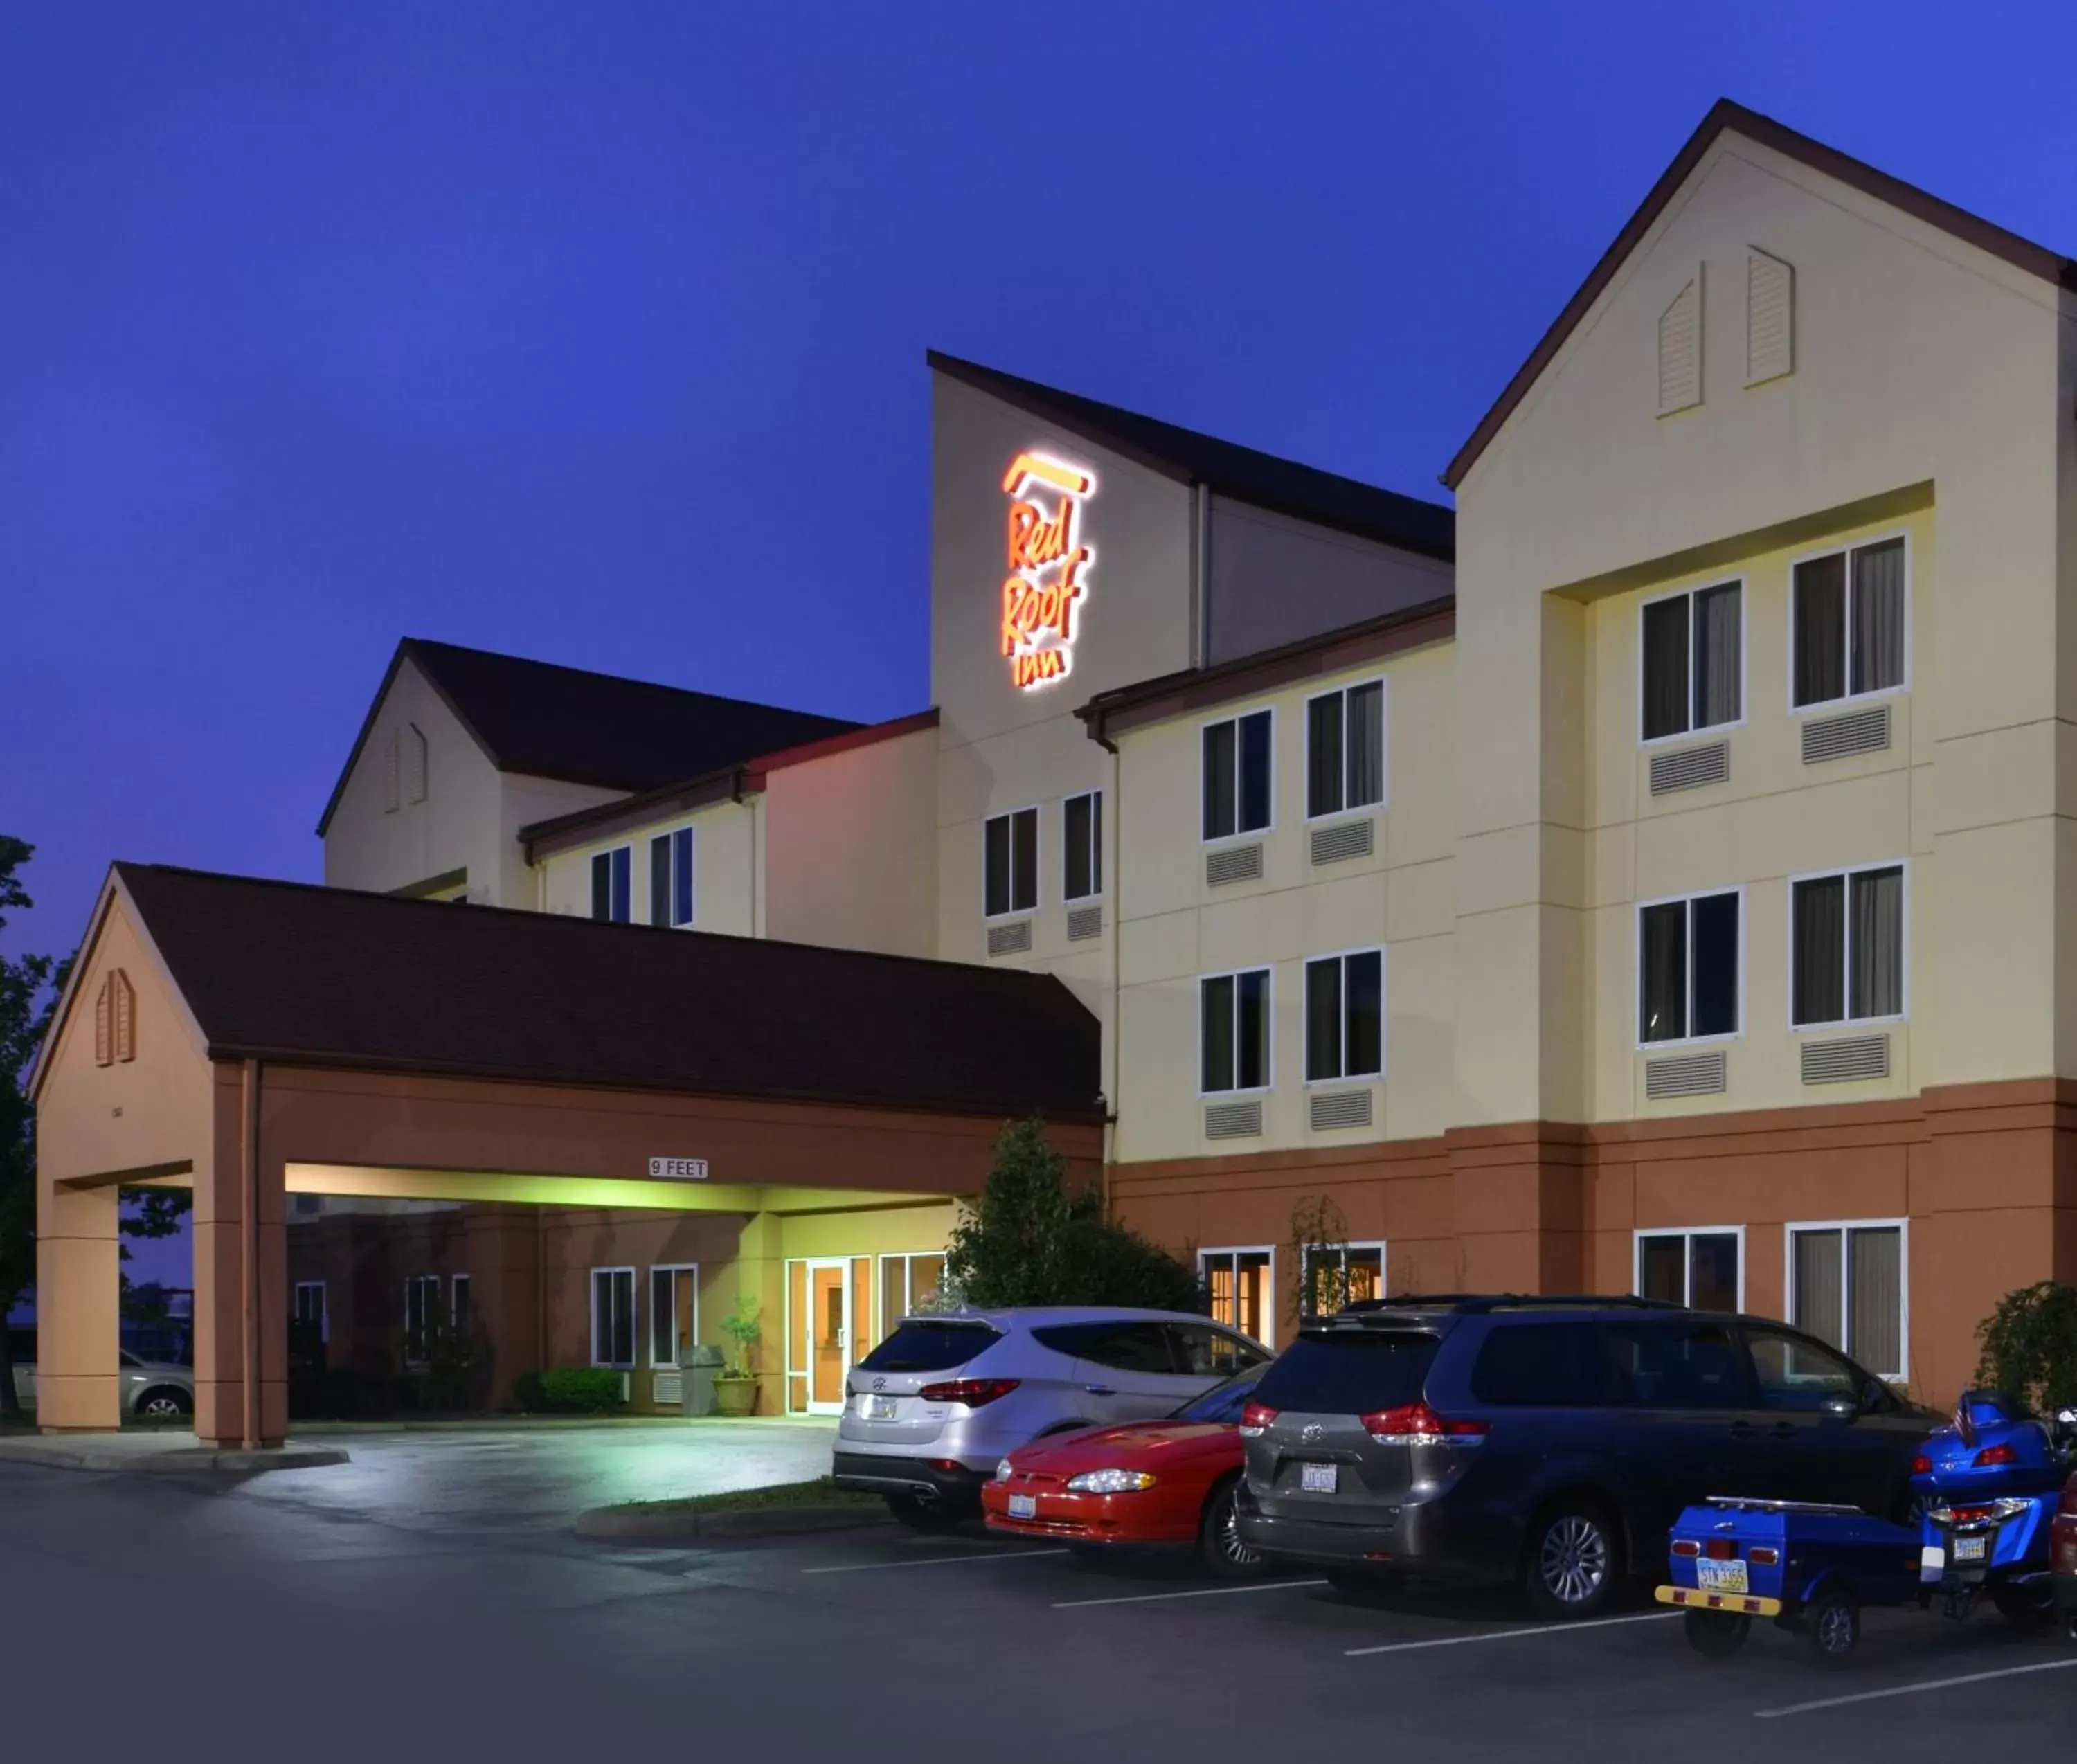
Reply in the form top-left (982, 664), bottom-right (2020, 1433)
top-left (712, 1377), bottom-right (758, 1417)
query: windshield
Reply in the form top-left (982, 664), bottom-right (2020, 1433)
top-left (1169, 1368), bottom-right (1265, 1424)
top-left (1251, 1329), bottom-right (1440, 1414)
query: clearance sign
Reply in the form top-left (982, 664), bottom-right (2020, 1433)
top-left (1000, 451), bottom-right (1096, 690)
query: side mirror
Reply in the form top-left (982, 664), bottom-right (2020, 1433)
top-left (1822, 1393), bottom-right (1861, 1421)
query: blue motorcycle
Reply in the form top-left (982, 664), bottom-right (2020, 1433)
top-left (1915, 1389), bottom-right (2077, 1628)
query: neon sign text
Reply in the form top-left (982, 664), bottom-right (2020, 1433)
top-left (999, 451), bottom-right (1096, 691)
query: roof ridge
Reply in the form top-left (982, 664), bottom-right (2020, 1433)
top-left (400, 636), bottom-right (863, 721)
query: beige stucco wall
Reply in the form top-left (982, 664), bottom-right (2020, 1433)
top-left (1110, 638), bottom-right (1459, 1162)
top-left (1451, 128), bottom-right (2072, 1126)
top-left (537, 795), bottom-right (758, 936)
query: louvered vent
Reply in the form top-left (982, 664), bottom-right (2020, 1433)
top-left (1205, 1099), bottom-right (1263, 1140)
top-left (1645, 1050), bottom-right (1727, 1099)
top-left (404, 723), bottom-right (429, 804)
top-left (93, 973), bottom-right (114, 1067)
top-left (986, 919), bottom-right (1033, 957)
top-left (1657, 273), bottom-right (1703, 415)
top-left (1801, 1034), bottom-right (1889, 1086)
top-left (1746, 250), bottom-right (1794, 384)
top-left (1649, 740), bottom-right (1730, 796)
top-left (1066, 904), bottom-right (1104, 942)
top-left (1309, 1089), bottom-right (1374, 1131)
top-left (1206, 843), bottom-right (1264, 888)
top-left (1802, 705), bottom-right (1890, 764)
top-left (382, 732), bottom-right (401, 813)
top-left (111, 969), bottom-right (136, 1063)
top-left (652, 1371), bottom-right (683, 1407)
top-left (1310, 818), bottom-right (1375, 866)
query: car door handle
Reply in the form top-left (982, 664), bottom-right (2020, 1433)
top-left (1084, 1384), bottom-right (1117, 1396)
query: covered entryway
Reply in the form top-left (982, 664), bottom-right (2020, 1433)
top-left (31, 864), bottom-right (1102, 1446)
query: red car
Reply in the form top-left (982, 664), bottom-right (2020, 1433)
top-left (982, 1369), bottom-right (1265, 1576)
top-left (2053, 1470), bottom-right (2077, 1637)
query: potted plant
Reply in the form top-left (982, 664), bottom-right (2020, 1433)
top-left (714, 1295), bottom-right (762, 1416)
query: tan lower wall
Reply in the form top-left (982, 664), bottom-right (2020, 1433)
top-left (1111, 1079), bottom-right (2077, 1407)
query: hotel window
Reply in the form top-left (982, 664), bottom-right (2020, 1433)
top-left (450, 1273), bottom-right (472, 1333)
top-left (1306, 681), bottom-right (1385, 818)
top-left (1304, 950), bottom-right (1383, 1083)
top-left (1200, 1248), bottom-right (1273, 1346)
top-left (1301, 1243), bottom-right (1384, 1317)
top-left (590, 1267), bottom-right (636, 1369)
top-left (293, 1281), bottom-right (328, 1344)
top-left (1638, 890), bottom-right (1739, 1044)
top-left (649, 827), bottom-right (695, 928)
top-left (590, 846), bottom-right (631, 923)
top-left (404, 1275), bottom-right (440, 1366)
top-left (1792, 864), bottom-right (1904, 1027)
top-left (1063, 791), bottom-right (1102, 901)
top-left (649, 1265), bottom-right (699, 1368)
top-left (1201, 968), bottom-right (1271, 1094)
top-left (1641, 581), bottom-right (1741, 740)
top-left (1203, 709), bottom-right (1273, 840)
top-left (1636, 1229), bottom-right (1741, 1313)
top-left (983, 807), bottom-right (1038, 917)
top-left (1786, 1223), bottom-right (1905, 1382)
top-left (1792, 537), bottom-right (1906, 708)
top-left (877, 1252), bottom-right (947, 1344)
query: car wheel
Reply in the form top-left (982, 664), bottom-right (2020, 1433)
top-left (885, 1494), bottom-right (962, 1533)
top-left (136, 1388), bottom-right (192, 1421)
top-left (1803, 1588), bottom-right (1861, 1668)
top-left (1523, 1500), bottom-right (1621, 1620)
top-left (1991, 1582), bottom-right (2059, 1628)
top-left (1683, 1609), bottom-right (1751, 1659)
top-left (1198, 1477), bottom-right (1265, 1578)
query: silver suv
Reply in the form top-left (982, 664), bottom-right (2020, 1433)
top-left (833, 1308), bottom-right (1270, 1527)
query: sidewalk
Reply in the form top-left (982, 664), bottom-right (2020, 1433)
top-left (0, 1430), bottom-right (348, 1475)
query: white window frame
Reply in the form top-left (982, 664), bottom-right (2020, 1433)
top-left (875, 1252), bottom-right (948, 1338)
top-left (649, 825), bottom-right (696, 929)
top-left (1632, 1225), bottom-right (1747, 1312)
top-left (1782, 1218), bottom-right (1910, 1383)
top-left (1786, 530), bottom-right (1913, 715)
top-left (1785, 859), bottom-right (1910, 1031)
top-left (982, 804), bottom-right (1041, 920)
top-left (589, 1265), bottom-right (638, 1369)
top-left (1061, 789), bottom-right (1103, 902)
top-left (1198, 965), bottom-right (1275, 1097)
top-left (1198, 1245), bottom-right (1277, 1349)
top-left (1637, 577), bottom-right (1747, 747)
top-left (647, 1262), bottom-right (700, 1369)
top-left (1298, 1239), bottom-right (1387, 1317)
top-left (1199, 705), bottom-right (1277, 845)
top-left (293, 1279), bottom-right (328, 1344)
top-left (1303, 676), bottom-right (1389, 821)
top-left (403, 1273), bottom-right (441, 1367)
top-left (591, 845), bottom-right (633, 923)
top-left (1635, 885), bottom-right (1745, 1050)
top-left (1302, 946), bottom-right (1386, 1085)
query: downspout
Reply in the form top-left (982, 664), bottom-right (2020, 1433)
top-left (1093, 720), bottom-right (1122, 1207)
top-left (1192, 482), bottom-right (1210, 669)
top-left (730, 767), bottom-right (760, 937)
top-left (241, 1058), bottom-right (262, 1450)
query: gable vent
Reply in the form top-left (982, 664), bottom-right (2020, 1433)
top-left (1066, 904), bottom-right (1104, 942)
top-left (1206, 843), bottom-right (1264, 888)
top-left (1310, 818), bottom-right (1375, 867)
top-left (1205, 1099), bottom-right (1263, 1140)
top-left (1802, 704), bottom-right (1890, 765)
top-left (1649, 740), bottom-right (1730, 796)
top-left (1657, 272), bottom-right (1703, 415)
top-left (1645, 1049), bottom-right (1727, 1099)
top-left (1309, 1088), bottom-right (1374, 1132)
top-left (404, 723), bottom-right (429, 804)
top-left (986, 919), bottom-right (1032, 958)
top-left (382, 732), bottom-right (401, 813)
top-left (93, 969), bottom-right (135, 1067)
top-left (1746, 250), bottom-right (1794, 384)
top-left (1801, 1034), bottom-right (1889, 1086)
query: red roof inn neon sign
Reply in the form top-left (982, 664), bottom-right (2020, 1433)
top-left (1000, 451), bottom-right (1096, 690)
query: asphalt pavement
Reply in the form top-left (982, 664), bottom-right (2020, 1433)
top-left (2, 1433), bottom-right (2071, 1761)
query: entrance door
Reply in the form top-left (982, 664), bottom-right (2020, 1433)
top-left (807, 1259), bottom-right (851, 1414)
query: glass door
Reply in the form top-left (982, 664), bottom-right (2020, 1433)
top-left (807, 1259), bottom-right (851, 1414)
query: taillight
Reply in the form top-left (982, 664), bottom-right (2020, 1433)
top-left (1360, 1401), bottom-right (1491, 1446)
top-left (1239, 1402), bottom-right (1279, 1438)
top-left (1973, 1443), bottom-right (2018, 1468)
top-left (1749, 1547), bottom-right (1779, 1567)
top-left (1703, 1538), bottom-right (1736, 1560)
top-left (916, 1378), bottom-right (1020, 1407)
top-left (1671, 1540), bottom-right (1700, 1558)
top-left (1912, 1455), bottom-right (1932, 1475)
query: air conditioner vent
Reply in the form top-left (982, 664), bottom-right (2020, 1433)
top-left (1645, 1050), bottom-right (1727, 1099)
top-left (1802, 705), bottom-right (1890, 764)
top-left (1649, 740), bottom-right (1730, 796)
top-left (652, 1371), bottom-right (683, 1407)
top-left (1309, 818), bottom-right (1375, 866)
top-left (1308, 1089), bottom-right (1374, 1131)
top-left (1205, 843), bottom-right (1264, 888)
top-left (1066, 904), bottom-right (1104, 942)
top-left (1204, 1099), bottom-right (1263, 1140)
top-left (1801, 1034), bottom-right (1889, 1086)
top-left (986, 919), bottom-right (1033, 957)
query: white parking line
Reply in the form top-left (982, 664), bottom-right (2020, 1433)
top-left (1754, 1655), bottom-right (2077, 1719)
top-left (1054, 1578), bottom-right (1327, 1610)
top-left (800, 1547), bottom-right (1070, 1575)
top-left (1344, 1610), bottom-right (1680, 1657)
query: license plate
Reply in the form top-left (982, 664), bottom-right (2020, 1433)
top-left (1300, 1461), bottom-right (1339, 1495)
top-left (1007, 1493), bottom-right (1036, 1520)
top-left (1953, 1535), bottom-right (1988, 1562)
top-left (1695, 1558), bottom-right (1748, 1594)
top-left (861, 1395), bottom-right (898, 1421)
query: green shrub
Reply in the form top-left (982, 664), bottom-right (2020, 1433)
top-left (1975, 1281), bottom-right (2077, 1413)
top-left (512, 1367), bottom-right (626, 1414)
top-left (511, 1369), bottom-right (546, 1412)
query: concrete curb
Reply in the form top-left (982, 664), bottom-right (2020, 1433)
top-left (574, 1502), bottom-right (892, 1543)
top-left (0, 1439), bottom-right (350, 1475)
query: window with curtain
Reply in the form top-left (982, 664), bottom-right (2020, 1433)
top-left (982, 807), bottom-right (1038, 917)
top-left (1203, 710), bottom-right (1273, 840)
top-left (1063, 791), bottom-right (1102, 900)
top-left (1304, 950), bottom-right (1383, 1081)
top-left (1200, 1248), bottom-right (1273, 1345)
top-left (649, 827), bottom-right (694, 928)
top-left (1792, 864), bottom-right (1904, 1027)
top-left (1635, 1230), bottom-right (1741, 1312)
top-left (1638, 890), bottom-right (1739, 1043)
top-left (1201, 969), bottom-right (1271, 1092)
top-left (1306, 680), bottom-right (1385, 818)
top-left (590, 846), bottom-right (631, 922)
top-left (1641, 581), bottom-right (1741, 740)
top-left (1794, 537), bottom-right (1906, 708)
top-left (1790, 1223), bottom-right (1904, 1379)
top-left (590, 1268), bottom-right (636, 1368)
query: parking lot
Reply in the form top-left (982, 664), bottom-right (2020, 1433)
top-left (2, 1446), bottom-right (2069, 1758)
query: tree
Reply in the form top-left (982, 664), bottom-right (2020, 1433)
top-left (0, 836), bottom-right (63, 1423)
top-left (1288, 1194), bottom-right (1351, 1326)
top-left (943, 1115), bottom-right (1201, 1312)
top-left (1975, 1281), bottom-right (2077, 1414)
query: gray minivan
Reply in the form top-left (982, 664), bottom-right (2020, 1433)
top-left (1236, 1295), bottom-right (1930, 1617)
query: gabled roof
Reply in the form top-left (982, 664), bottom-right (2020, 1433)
top-left (1444, 98), bottom-right (2077, 490)
top-left (929, 350), bottom-right (1455, 561)
top-left (104, 863), bottom-right (1103, 1120)
top-left (316, 638), bottom-right (861, 834)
